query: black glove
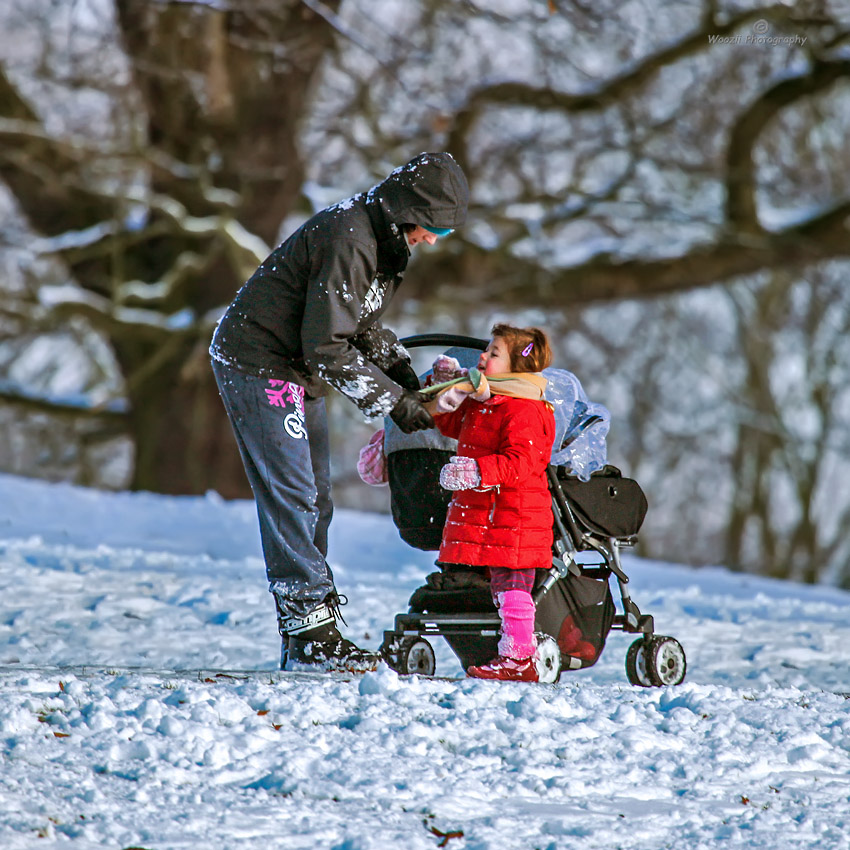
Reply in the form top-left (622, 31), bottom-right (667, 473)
top-left (385, 359), bottom-right (421, 392)
top-left (390, 391), bottom-right (435, 434)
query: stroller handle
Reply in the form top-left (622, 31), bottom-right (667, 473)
top-left (401, 333), bottom-right (487, 351)
top-left (559, 414), bottom-right (604, 451)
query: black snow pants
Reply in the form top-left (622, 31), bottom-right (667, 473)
top-left (212, 359), bottom-right (335, 620)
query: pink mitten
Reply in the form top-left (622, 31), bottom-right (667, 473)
top-left (439, 456), bottom-right (482, 491)
top-left (428, 355), bottom-right (468, 386)
top-left (356, 429), bottom-right (388, 486)
top-left (436, 384), bottom-right (473, 413)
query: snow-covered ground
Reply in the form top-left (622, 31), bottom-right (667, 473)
top-left (1, 472), bottom-right (849, 850)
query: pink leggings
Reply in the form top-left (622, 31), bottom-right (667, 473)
top-left (489, 567), bottom-right (537, 660)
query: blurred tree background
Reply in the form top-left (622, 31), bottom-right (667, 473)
top-left (2, 0), bottom-right (849, 585)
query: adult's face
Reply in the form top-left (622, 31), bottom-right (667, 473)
top-left (404, 225), bottom-right (439, 248)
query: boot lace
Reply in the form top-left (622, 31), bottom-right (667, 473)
top-left (326, 590), bottom-right (349, 627)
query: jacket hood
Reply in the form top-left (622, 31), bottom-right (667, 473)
top-left (367, 152), bottom-right (469, 231)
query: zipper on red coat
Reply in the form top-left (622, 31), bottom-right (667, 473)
top-left (487, 486), bottom-right (500, 523)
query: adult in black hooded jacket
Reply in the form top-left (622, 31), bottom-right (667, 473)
top-left (210, 152), bottom-right (469, 671)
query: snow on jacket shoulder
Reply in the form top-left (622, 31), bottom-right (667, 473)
top-left (437, 395), bottom-right (556, 571)
top-left (210, 152), bottom-right (469, 417)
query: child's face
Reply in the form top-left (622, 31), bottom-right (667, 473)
top-left (478, 337), bottom-right (513, 376)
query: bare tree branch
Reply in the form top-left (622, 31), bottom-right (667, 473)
top-left (0, 384), bottom-right (128, 424)
top-left (404, 196), bottom-right (850, 305)
top-left (725, 58), bottom-right (850, 232)
top-left (445, 6), bottom-right (802, 164)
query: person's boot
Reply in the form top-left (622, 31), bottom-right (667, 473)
top-left (466, 655), bottom-right (539, 682)
top-left (277, 595), bottom-right (379, 673)
top-left (286, 634), bottom-right (381, 673)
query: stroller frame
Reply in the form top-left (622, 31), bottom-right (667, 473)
top-left (379, 335), bottom-right (686, 686)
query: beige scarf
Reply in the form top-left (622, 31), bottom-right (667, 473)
top-left (424, 371), bottom-right (551, 414)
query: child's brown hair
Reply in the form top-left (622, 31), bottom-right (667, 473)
top-left (490, 323), bottom-right (553, 372)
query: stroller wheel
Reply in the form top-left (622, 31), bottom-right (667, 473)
top-left (626, 638), bottom-right (654, 687)
top-left (626, 636), bottom-right (687, 687)
top-left (646, 636), bottom-right (687, 686)
top-left (535, 634), bottom-right (562, 684)
top-left (397, 638), bottom-right (436, 676)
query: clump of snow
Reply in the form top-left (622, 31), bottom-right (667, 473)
top-left (327, 195), bottom-right (359, 213)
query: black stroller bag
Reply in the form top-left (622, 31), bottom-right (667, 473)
top-left (535, 572), bottom-right (616, 669)
top-left (557, 465), bottom-right (648, 537)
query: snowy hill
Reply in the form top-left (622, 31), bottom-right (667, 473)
top-left (1, 473), bottom-right (849, 849)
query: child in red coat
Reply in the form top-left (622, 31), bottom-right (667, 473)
top-left (432, 324), bottom-right (556, 682)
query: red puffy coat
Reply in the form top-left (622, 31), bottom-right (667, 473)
top-left (435, 394), bottom-right (556, 570)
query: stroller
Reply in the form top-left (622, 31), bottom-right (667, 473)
top-left (379, 334), bottom-right (687, 686)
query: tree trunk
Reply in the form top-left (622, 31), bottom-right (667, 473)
top-left (109, 0), bottom-right (339, 495)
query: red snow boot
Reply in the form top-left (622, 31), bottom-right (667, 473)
top-left (467, 655), bottom-right (539, 682)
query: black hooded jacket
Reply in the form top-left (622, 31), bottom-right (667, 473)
top-left (210, 152), bottom-right (469, 417)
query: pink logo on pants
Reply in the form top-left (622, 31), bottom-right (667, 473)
top-left (266, 380), bottom-right (307, 440)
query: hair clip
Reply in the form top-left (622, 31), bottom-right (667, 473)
top-left (521, 342), bottom-right (533, 357)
